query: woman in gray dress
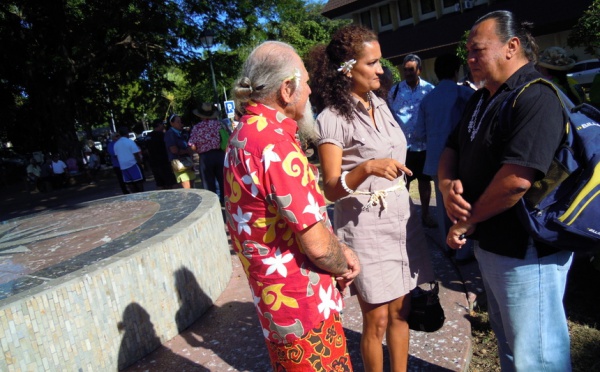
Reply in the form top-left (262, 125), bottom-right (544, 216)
top-left (308, 24), bottom-right (433, 371)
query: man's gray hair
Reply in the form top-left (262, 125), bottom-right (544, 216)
top-left (233, 41), bottom-right (301, 110)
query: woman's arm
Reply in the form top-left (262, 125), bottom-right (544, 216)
top-left (318, 143), bottom-right (411, 202)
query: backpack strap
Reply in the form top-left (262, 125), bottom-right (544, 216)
top-left (500, 78), bottom-right (571, 137)
top-left (392, 83), bottom-right (400, 101)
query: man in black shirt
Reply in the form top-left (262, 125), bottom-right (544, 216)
top-left (438, 10), bottom-right (573, 371)
top-left (147, 119), bottom-right (176, 189)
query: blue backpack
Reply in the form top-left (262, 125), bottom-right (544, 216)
top-left (502, 78), bottom-right (600, 252)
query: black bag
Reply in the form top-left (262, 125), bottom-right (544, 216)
top-left (408, 281), bottom-right (445, 332)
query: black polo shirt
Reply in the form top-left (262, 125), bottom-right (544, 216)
top-left (447, 63), bottom-right (565, 258)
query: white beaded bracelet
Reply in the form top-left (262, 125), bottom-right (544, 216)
top-left (340, 171), bottom-right (355, 194)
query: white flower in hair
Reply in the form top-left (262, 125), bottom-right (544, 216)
top-left (337, 59), bottom-right (356, 74)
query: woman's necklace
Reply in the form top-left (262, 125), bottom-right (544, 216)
top-left (364, 91), bottom-right (373, 111)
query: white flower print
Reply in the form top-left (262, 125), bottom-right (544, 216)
top-left (233, 206), bottom-right (252, 235)
top-left (317, 284), bottom-right (339, 319)
top-left (262, 247), bottom-right (294, 277)
top-left (302, 192), bottom-right (322, 221)
top-left (262, 144), bottom-right (281, 172)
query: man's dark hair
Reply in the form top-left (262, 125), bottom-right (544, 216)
top-left (475, 10), bottom-right (538, 63)
top-left (118, 126), bottom-right (129, 137)
top-left (434, 54), bottom-right (462, 80)
top-left (152, 119), bottom-right (164, 128)
top-left (403, 54), bottom-right (422, 70)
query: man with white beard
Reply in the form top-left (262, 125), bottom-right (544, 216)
top-left (224, 41), bottom-right (360, 371)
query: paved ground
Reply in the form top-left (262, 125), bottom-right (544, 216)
top-left (1, 170), bottom-right (483, 371)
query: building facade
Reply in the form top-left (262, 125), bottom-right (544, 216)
top-left (322, 0), bottom-right (593, 82)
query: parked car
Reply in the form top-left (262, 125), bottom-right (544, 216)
top-left (567, 59), bottom-right (600, 87)
top-left (141, 130), bottom-right (153, 137)
top-left (0, 148), bottom-right (27, 183)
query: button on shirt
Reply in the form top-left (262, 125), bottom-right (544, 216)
top-left (389, 79), bottom-right (434, 151)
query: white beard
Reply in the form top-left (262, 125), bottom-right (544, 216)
top-left (296, 103), bottom-right (318, 144)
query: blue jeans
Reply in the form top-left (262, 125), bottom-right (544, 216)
top-left (475, 244), bottom-right (573, 371)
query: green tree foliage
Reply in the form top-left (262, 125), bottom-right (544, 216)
top-left (0, 0), bottom-right (354, 154)
top-left (0, 0), bottom-right (182, 152)
top-left (568, 0), bottom-right (600, 57)
top-left (456, 30), bottom-right (470, 65)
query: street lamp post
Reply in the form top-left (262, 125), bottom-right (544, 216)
top-left (200, 29), bottom-right (220, 118)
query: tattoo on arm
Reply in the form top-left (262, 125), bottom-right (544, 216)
top-left (309, 221), bottom-right (348, 275)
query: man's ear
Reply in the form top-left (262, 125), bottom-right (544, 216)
top-left (279, 79), bottom-right (294, 106)
top-left (506, 36), bottom-right (520, 59)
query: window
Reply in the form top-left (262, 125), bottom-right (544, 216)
top-left (360, 10), bottom-right (372, 28)
top-left (420, 0), bottom-right (435, 14)
top-left (398, 0), bottom-right (412, 20)
top-left (379, 4), bottom-right (392, 27)
top-left (443, 0), bottom-right (457, 7)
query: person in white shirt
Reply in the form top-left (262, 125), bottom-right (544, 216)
top-left (113, 126), bottom-right (144, 193)
top-left (51, 154), bottom-right (68, 188)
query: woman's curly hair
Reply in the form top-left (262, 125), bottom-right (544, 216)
top-left (307, 24), bottom-right (378, 122)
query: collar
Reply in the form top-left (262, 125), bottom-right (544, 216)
top-left (245, 101), bottom-right (298, 136)
top-left (350, 92), bottom-right (386, 111)
top-left (485, 63), bottom-right (542, 98)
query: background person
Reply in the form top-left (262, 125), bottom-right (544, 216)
top-left (226, 40), bottom-right (359, 371)
top-left (536, 46), bottom-right (586, 105)
top-left (164, 114), bottom-right (196, 189)
top-left (146, 119), bottom-right (176, 190)
top-left (113, 126), bottom-right (144, 193)
top-left (107, 132), bottom-right (130, 194)
top-left (188, 103), bottom-right (225, 202)
top-left (309, 24), bottom-right (433, 371)
top-left (26, 158), bottom-right (43, 192)
top-left (388, 54), bottom-right (436, 228)
top-left (50, 154), bottom-right (68, 189)
top-left (415, 53), bottom-right (475, 262)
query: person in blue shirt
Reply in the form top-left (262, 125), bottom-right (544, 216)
top-left (416, 53), bottom-right (475, 261)
top-left (388, 54), bottom-right (436, 227)
top-left (107, 132), bottom-right (130, 194)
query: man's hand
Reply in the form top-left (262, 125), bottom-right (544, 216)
top-left (447, 222), bottom-right (476, 249)
top-left (298, 222), bottom-right (361, 295)
top-left (335, 242), bottom-right (360, 292)
top-left (440, 178), bottom-right (472, 223)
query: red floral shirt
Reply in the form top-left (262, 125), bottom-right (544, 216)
top-left (188, 119), bottom-right (221, 153)
top-left (224, 102), bottom-right (343, 344)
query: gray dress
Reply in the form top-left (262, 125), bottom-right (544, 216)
top-left (317, 94), bottom-right (433, 304)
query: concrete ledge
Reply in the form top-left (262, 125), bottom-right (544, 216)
top-left (0, 189), bottom-right (231, 371)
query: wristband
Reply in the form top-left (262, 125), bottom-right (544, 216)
top-left (340, 171), bottom-right (354, 194)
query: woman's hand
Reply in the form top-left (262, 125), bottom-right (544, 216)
top-left (365, 158), bottom-right (412, 181)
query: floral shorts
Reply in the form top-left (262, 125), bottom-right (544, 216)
top-left (265, 312), bottom-right (352, 371)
